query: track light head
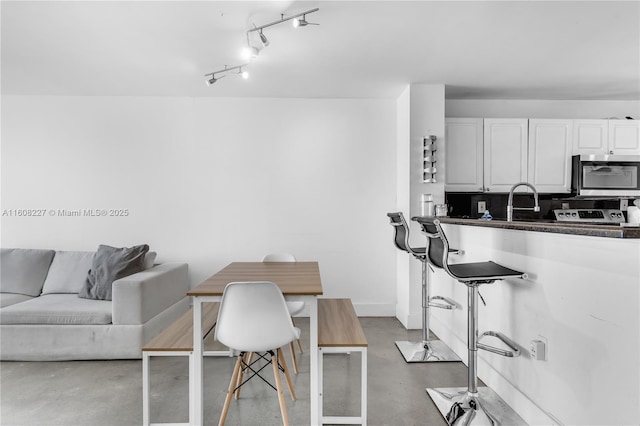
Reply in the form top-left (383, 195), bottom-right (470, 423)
top-left (237, 68), bottom-right (249, 79)
top-left (292, 15), bottom-right (307, 28)
top-left (259, 30), bottom-right (269, 47)
top-left (293, 14), bottom-right (318, 28)
top-left (205, 74), bottom-right (226, 86)
top-left (241, 45), bottom-right (261, 60)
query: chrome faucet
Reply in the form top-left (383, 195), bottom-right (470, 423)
top-left (507, 182), bottom-right (540, 222)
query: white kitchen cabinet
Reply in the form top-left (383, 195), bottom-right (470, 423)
top-left (445, 118), bottom-right (484, 192)
top-left (573, 119), bottom-right (608, 155)
top-left (483, 119), bottom-right (528, 192)
top-left (528, 119), bottom-right (573, 193)
top-left (608, 120), bottom-right (640, 155)
top-left (573, 119), bottom-right (640, 155)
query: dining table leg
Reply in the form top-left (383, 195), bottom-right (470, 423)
top-left (309, 296), bottom-right (319, 426)
top-left (192, 299), bottom-right (203, 426)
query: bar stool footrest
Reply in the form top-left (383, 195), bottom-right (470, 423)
top-left (428, 296), bottom-right (456, 310)
top-left (477, 331), bottom-right (520, 357)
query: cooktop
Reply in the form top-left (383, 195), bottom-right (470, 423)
top-left (553, 209), bottom-right (625, 224)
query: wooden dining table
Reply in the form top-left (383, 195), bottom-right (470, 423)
top-left (187, 261), bottom-right (324, 425)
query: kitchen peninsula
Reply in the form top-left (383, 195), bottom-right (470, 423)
top-left (438, 217), bottom-right (640, 239)
top-left (415, 216), bottom-right (640, 425)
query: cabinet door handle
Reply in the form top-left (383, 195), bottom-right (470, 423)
top-left (609, 150), bottom-right (614, 154)
top-left (485, 188), bottom-right (490, 192)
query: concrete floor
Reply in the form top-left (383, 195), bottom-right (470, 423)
top-left (1, 317), bottom-right (472, 426)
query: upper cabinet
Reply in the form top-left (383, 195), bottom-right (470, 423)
top-left (573, 119), bottom-right (608, 155)
top-left (445, 118), bottom-right (484, 192)
top-left (573, 119), bottom-right (640, 155)
top-left (445, 117), bottom-right (637, 194)
top-left (608, 120), bottom-right (640, 155)
top-left (483, 119), bottom-right (528, 192)
top-left (528, 119), bottom-right (573, 193)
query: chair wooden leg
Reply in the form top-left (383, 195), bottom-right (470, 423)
top-left (277, 347), bottom-right (296, 400)
top-left (219, 355), bottom-right (242, 426)
top-left (272, 351), bottom-right (289, 426)
top-left (234, 352), bottom-right (250, 400)
top-left (288, 342), bottom-right (299, 374)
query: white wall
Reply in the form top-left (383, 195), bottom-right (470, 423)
top-left (446, 99), bottom-right (640, 119)
top-left (1, 95), bottom-right (398, 315)
top-left (396, 84), bottom-right (444, 329)
top-left (394, 86), bottom-right (412, 326)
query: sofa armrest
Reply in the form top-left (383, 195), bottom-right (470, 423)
top-left (112, 263), bottom-right (188, 325)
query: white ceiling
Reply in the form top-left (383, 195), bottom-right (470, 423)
top-left (2, 0), bottom-right (639, 100)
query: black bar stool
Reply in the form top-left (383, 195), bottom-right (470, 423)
top-left (413, 216), bottom-right (528, 425)
top-left (387, 212), bottom-right (460, 363)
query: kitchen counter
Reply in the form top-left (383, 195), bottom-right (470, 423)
top-left (411, 216), bottom-right (639, 425)
top-left (433, 217), bottom-right (640, 239)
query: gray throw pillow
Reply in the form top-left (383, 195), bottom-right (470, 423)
top-left (78, 244), bottom-right (149, 301)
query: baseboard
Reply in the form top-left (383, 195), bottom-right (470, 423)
top-left (429, 316), bottom-right (560, 425)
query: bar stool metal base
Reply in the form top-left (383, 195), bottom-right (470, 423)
top-left (426, 387), bottom-right (527, 425)
top-left (395, 340), bottom-right (461, 363)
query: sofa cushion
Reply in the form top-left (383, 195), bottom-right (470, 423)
top-left (41, 251), bottom-right (95, 295)
top-left (0, 293), bottom-right (34, 308)
top-left (0, 248), bottom-right (56, 296)
top-left (0, 294), bottom-right (112, 325)
top-left (79, 244), bottom-right (149, 301)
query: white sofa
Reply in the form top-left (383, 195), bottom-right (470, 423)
top-left (0, 248), bottom-right (189, 361)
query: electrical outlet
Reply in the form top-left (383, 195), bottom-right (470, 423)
top-left (620, 199), bottom-right (629, 211)
top-left (530, 340), bottom-right (545, 360)
top-left (530, 335), bottom-right (548, 361)
top-left (477, 201), bottom-right (486, 213)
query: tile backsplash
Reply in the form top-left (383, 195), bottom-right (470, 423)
top-left (445, 192), bottom-right (621, 220)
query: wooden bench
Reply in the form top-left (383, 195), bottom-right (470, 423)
top-left (142, 302), bottom-right (220, 426)
top-left (318, 298), bottom-right (368, 425)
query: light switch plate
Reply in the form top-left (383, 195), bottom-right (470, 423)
top-left (478, 201), bottom-right (486, 213)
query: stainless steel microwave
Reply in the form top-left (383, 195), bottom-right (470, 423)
top-left (572, 155), bottom-right (640, 197)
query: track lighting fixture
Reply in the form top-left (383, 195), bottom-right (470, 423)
top-left (245, 8), bottom-right (319, 52)
top-left (205, 8), bottom-right (319, 87)
top-left (204, 64), bottom-right (249, 86)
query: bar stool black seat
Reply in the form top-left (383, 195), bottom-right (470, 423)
top-left (387, 212), bottom-right (460, 363)
top-left (413, 216), bottom-right (528, 425)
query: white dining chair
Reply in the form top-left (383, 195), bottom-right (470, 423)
top-left (215, 281), bottom-right (300, 426)
top-left (262, 253), bottom-right (304, 373)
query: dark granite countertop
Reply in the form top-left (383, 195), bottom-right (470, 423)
top-left (430, 217), bottom-right (640, 239)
